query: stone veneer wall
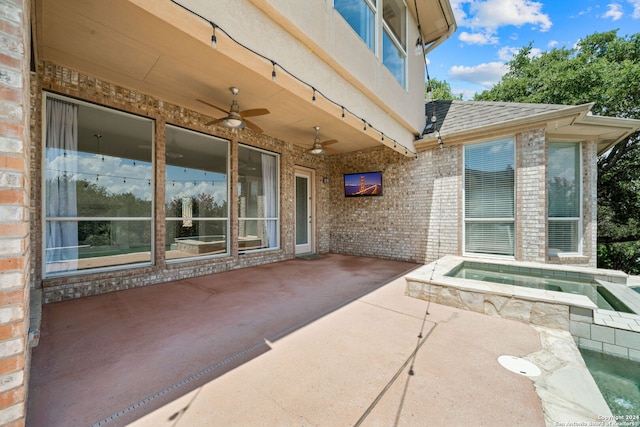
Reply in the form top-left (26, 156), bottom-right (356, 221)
top-left (32, 61), bottom-right (330, 303)
top-left (0, 0), bottom-right (31, 425)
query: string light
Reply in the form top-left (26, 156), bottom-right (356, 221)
top-left (169, 0), bottom-right (417, 157)
top-left (210, 21), bottom-right (217, 48)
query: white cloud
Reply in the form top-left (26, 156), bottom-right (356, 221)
top-left (459, 31), bottom-right (499, 45)
top-left (449, 62), bottom-right (509, 87)
top-left (497, 46), bottom-right (519, 61)
top-left (571, 7), bottom-right (594, 18)
top-left (547, 40), bottom-right (558, 48)
top-left (629, 0), bottom-right (640, 18)
top-left (603, 3), bottom-right (624, 20)
top-left (456, 0), bottom-right (552, 31)
top-left (497, 46), bottom-right (541, 61)
top-left (451, 0), bottom-right (552, 46)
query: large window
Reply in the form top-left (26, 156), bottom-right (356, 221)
top-left (548, 142), bottom-right (581, 254)
top-left (238, 145), bottom-right (279, 253)
top-left (464, 138), bottom-right (515, 257)
top-left (44, 96), bottom-right (154, 276)
top-left (335, 0), bottom-right (407, 86)
top-left (165, 126), bottom-right (228, 261)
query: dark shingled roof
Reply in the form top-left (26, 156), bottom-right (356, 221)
top-left (423, 100), bottom-right (576, 136)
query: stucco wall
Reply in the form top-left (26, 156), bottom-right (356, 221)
top-left (182, 0), bottom-right (426, 143)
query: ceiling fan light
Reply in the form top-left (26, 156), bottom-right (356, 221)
top-left (309, 143), bottom-right (324, 155)
top-left (223, 117), bottom-right (245, 128)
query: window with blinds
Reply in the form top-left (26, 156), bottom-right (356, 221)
top-left (464, 138), bottom-right (515, 256)
top-left (548, 142), bottom-right (581, 254)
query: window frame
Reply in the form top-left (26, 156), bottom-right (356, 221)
top-left (547, 141), bottom-right (583, 256)
top-left (42, 92), bottom-right (155, 278)
top-left (463, 137), bottom-right (516, 258)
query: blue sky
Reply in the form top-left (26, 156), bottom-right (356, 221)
top-left (426, 0), bottom-right (640, 99)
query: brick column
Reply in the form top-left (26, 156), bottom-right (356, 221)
top-left (516, 129), bottom-right (547, 262)
top-left (0, 0), bottom-right (31, 425)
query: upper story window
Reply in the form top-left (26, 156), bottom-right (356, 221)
top-left (44, 95), bottom-right (154, 277)
top-left (334, 0), bottom-right (376, 52)
top-left (335, 0), bottom-right (407, 87)
top-left (548, 142), bottom-right (582, 255)
top-left (464, 138), bottom-right (516, 257)
top-left (382, 0), bottom-right (407, 87)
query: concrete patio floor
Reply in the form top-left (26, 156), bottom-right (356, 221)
top-left (27, 254), bottom-right (611, 426)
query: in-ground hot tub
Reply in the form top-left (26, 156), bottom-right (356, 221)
top-left (405, 256), bottom-right (635, 330)
top-left (447, 260), bottom-right (634, 313)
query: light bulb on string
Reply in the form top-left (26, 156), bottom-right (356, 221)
top-left (210, 22), bottom-right (217, 48)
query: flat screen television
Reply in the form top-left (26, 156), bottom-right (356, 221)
top-left (344, 171), bottom-right (383, 197)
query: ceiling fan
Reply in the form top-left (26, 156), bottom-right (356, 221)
top-left (197, 87), bottom-right (269, 133)
top-left (308, 126), bottom-right (338, 155)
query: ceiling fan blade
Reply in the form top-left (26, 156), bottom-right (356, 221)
top-left (240, 108), bottom-right (270, 118)
top-left (196, 99), bottom-right (230, 114)
top-left (324, 146), bottom-right (340, 153)
top-left (244, 119), bottom-right (263, 134)
top-left (206, 117), bottom-right (226, 126)
top-left (321, 139), bottom-right (339, 146)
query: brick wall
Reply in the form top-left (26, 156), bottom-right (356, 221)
top-left (328, 129), bottom-right (598, 267)
top-left (516, 129), bottom-right (547, 262)
top-left (327, 143), bottom-right (461, 263)
top-left (33, 61), bottom-right (330, 303)
top-left (0, 0), bottom-right (30, 425)
top-left (582, 140), bottom-right (598, 267)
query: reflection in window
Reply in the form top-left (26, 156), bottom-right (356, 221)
top-left (44, 96), bottom-right (153, 275)
top-left (165, 125), bottom-right (229, 260)
top-left (238, 145), bottom-right (279, 253)
top-left (548, 143), bottom-right (581, 254)
top-left (335, 0), bottom-right (376, 52)
top-left (382, 0), bottom-right (406, 86)
top-left (464, 138), bottom-right (515, 256)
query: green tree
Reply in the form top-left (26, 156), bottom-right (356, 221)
top-left (426, 77), bottom-right (463, 100)
top-left (475, 30), bottom-right (640, 273)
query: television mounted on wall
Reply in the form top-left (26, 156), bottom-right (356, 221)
top-left (344, 171), bottom-right (383, 197)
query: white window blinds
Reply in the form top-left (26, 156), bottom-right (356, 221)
top-left (464, 138), bottom-right (515, 256)
top-left (548, 142), bottom-right (581, 254)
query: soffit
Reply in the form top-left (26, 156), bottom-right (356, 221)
top-left (36, 0), bottom-right (439, 156)
top-left (407, 0), bottom-right (457, 51)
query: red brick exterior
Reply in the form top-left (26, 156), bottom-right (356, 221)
top-left (0, 0), bottom-right (30, 424)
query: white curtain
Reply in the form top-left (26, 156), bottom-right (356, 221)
top-left (261, 153), bottom-right (277, 248)
top-left (45, 98), bottom-right (79, 270)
